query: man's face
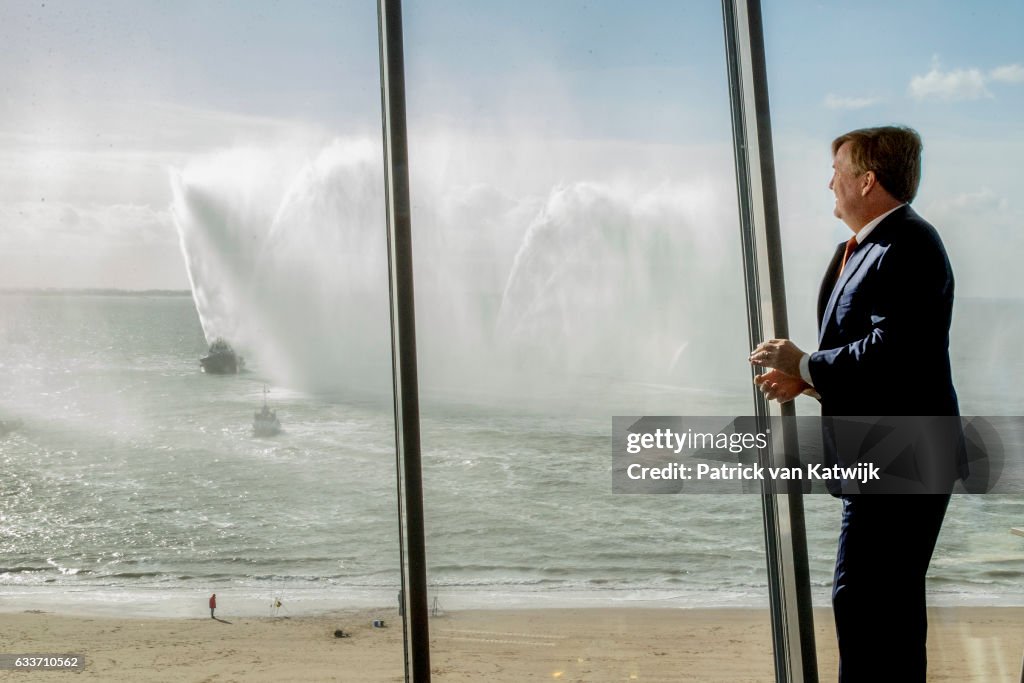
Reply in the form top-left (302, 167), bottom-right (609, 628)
top-left (828, 142), bottom-right (865, 227)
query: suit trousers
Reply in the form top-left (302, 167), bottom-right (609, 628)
top-left (832, 494), bottom-right (951, 683)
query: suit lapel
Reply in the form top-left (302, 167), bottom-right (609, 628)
top-left (817, 243), bottom-right (845, 330)
top-left (816, 206), bottom-right (908, 346)
top-left (818, 242), bottom-right (874, 346)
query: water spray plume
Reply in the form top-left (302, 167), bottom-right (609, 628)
top-left (173, 137), bottom-right (747, 401)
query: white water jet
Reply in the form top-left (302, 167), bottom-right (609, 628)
top-left (172, 139), bottom-right (391, 393)
top-left (171, 137), bottom-right (749, 399)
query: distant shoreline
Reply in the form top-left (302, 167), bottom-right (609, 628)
top-left (0, 288), bottom-right (192, 297)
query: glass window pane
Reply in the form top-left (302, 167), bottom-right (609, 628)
top-left (404, 2), bottom-right (778, 679)
top-left (0, 2), bottom-right (404, 679)
top-left (764, 1), bottom-right (1024, 678)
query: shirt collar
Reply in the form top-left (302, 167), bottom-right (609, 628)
top-left (854, 203), bottom-right (905, 244)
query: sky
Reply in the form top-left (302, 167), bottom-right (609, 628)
top-left (0, 0), bottom-right (1021, 299)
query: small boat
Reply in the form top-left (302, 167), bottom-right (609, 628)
top-left (200, 338), bottom-right (244, 374)
top-left (253, 385), bottom-right (281, 436)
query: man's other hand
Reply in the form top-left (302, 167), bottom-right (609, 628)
top-left (754, 369), bottom-right (809, 403)
top-left (749, 338), bottom-right (805, 378)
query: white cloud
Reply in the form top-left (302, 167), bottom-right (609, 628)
top-left (909, 67), bottom-right (991, 101)
top-left (823, 94), bottom-right (879, 110)
top-left (0, 201), bottom-right (174, 247)
top-left (909, 61), bottom-right (1024, 101)
top-left (0, 201), bottom-right (184, 289)
top-left (990, 63), bottom-right (1024, 83)
top-left (929, 187), bottom-right (1008, 215)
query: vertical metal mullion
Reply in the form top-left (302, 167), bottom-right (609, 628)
top-left (722, 1), bottom-right (818, 682)
top-left (721, 3), bottom-right (790, 681)
top-left (740, 2), bottom-right (819, 680)
top-left (377, 1), bottom-right (430, 681)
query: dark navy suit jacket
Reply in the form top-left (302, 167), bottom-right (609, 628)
top-left (809, 204), bottom-right (960, 418)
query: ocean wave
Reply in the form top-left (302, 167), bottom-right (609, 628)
top-left (103, 571), bottom-right (169, 580)
top-left (0, 566), bottom-right (52, 574)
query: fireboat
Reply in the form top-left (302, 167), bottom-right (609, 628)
top-left (200, 338), bottom-right (244, 374)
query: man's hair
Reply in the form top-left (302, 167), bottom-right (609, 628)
top-left (831, 126), bottom-right (922, 203)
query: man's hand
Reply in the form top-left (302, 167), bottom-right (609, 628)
top-left (749, 338), bottom-right (805, 378)
top-left (754, 369), bottom-right (810, 403)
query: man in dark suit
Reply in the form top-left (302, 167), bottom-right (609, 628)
top-left (748, 126), bottom-right (960, 682)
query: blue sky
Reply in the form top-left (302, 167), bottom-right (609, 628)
top-left (0, 0), bottom-right (1021, 295)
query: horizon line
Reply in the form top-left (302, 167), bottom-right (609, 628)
top-left (0, 287), bottom-right (192, 297)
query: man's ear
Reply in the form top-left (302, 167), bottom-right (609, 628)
top-left (861, 170), bottom-right (877, 196)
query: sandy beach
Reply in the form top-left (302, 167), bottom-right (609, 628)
top-left (1, 606), bottom-right (1021, 682)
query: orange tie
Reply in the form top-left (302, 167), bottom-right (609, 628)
top-left (837, 235), bottom-right (859, 278)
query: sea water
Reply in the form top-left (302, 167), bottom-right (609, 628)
top-left (1, 293), bottom-right (1022, 617)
